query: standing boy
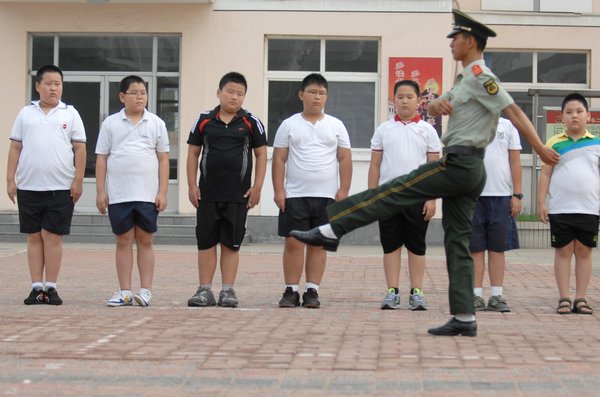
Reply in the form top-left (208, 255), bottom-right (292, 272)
top-left (291, 10), bottom-right (559, 336)
top-left (538, 93), bottom-right (599, 315)
top-left (96, 75), bottom-right (170, 307)
top-left (6, 64), bottom-right (86, 305)
top-left (369, 80), bottom-right (441, 310)
top-left (470, 117), bottom-right (522, 312)
top-left (186, 72), bottom-right (267, 308)
top-left (272, 73), bottom-right (352, 309)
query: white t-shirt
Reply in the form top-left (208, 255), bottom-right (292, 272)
top-left (370, 115), bottom-right (441, 185)
top-left (273, 113), bottom-right (351, 199)
top-left (481, 117), bottom-right (522, 196)
top-left (95, 109), bottom-right (169, 204)
top-left (10, 101), bottom-right (86, 191)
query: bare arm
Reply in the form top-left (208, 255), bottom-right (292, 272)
top-left (272, 147), bottom-right (288, 211)
top-left (95, 154), bottom-right (108, 214)
top-left (186, 145), bottom-right (202, 208)
top-left (537, 164), bottom-right (553, 224)
top-left (6, 140), bottom-right (22, 204)
top-left (508, 149), bottom-right (523, 217)
top-left (71, 141), bottom-right (86, 203)
top-left (245, 145), bottom-right (267, 209)
top-left (367, 151), bottom-right (382, 190)
top-left (155, 151), bottom-right (170, 211)
top-left (336, 147), bottom-right (352, 201)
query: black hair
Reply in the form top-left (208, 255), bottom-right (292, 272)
top-left (301, 73), bottom-right (328, 91)
top-left (36, 64), bottom-right (63, 83)
top-left (120, 75), bottom-right (146, 93)
top-left (219, 72), bottom-right (247, 92)
top-left (394, 80), bottom-right (420, 96)
top-left (561, 93), bottom-right (589, 112)
top-left (460, 32), bottom-right (487, 52)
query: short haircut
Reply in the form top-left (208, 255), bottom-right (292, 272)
top-left (219, 72), bottom-right (247, 92)
top-left (460, 32), bottom-right (487, 52)
top-left (36, 64), bottom-right (63, 83)
top-left (301, 73), bottom-right (328, 91)
top-left (394, 80), bottom-right (420, 96)
top-left (561, 93), bottom-right (589, 112)
top-left (120, 75), bottom-right (146, 93)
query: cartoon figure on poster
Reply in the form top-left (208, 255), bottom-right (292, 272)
top-left (388, 58), bottom-right (443, 137)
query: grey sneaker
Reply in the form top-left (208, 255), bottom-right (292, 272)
top-left (474, 295), bottom-right (486, 311)
top-left (218, 288), bottom-right (238, 307)
top-left (187, 286), bottom-right (216, 307)
top-left (487, 295), bottom-right (511, 312)
top-left (408, 288), bottom-right (427, 311)
top-left (381, 288), bottom-right (400, 310)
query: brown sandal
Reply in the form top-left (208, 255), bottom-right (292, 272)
top-left (556, 298), bottom-right (571, 314)
top-left (572, 298), bottom-right (593, 315)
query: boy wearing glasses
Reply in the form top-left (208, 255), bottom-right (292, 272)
top-left (96, 75), bottom-right (170, 307)
top-left (272, 73), bottom-right (352, 308)
top-left (7, 64), bottom-right (86, 305)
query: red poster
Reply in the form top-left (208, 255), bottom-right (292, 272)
top-left (389, 57), bottom-right (443, 136)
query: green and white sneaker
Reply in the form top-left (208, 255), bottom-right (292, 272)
top-left (381, 288), bottom-right (400, 310)
top-left (408, 288), bottom-right (427, 311)
top-left (487, 295), bottom-right (511, 312)
top-left (107, 290), bottom-right (133, 307)
top-left (474, 295), bottom-right (486, 311)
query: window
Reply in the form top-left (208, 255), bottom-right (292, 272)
top-left (266, 37), bottom-right (379, 148)
top-left (30, 34), bottom-right (181, 179)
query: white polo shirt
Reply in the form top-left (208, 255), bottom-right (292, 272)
top-left (95, 109), bottom-right (169, 204)
top-left (10, 101), bottom-right (86, 191)
top-left (371, 115), bottom-right (441, 185)
top-left (273, 113), bottom-right (351, 199)
top-left (481, 117), bottom-right (522, 196)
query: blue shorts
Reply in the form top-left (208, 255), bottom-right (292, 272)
top-left (469, 196), bottom-right (519, 252)
top-left (16, 189), bottom-right (74, 235)
top-left (107, 201), bottom-right (158, 235)
top-left (278, 197), bottom-right (335, 237)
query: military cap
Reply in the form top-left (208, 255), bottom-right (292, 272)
top-left (447, 9), bottom-right (497, 39)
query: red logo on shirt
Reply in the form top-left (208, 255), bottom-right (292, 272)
top-left (472, 65), bottom-right (483, 76)
top-left (62, 123), bottom-right (67, 130)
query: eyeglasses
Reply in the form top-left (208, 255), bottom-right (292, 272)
top-left (125, 91), bottom-right (147, 97)
top-left (303, 90), bottom-right (328, 97)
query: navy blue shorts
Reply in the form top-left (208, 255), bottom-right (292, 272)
top-left (107, 201), bottom-right (158, 235)
top-left (17, 189), bottom-right (74, 235)
top-left (278, 197), bottom-right (335, 237)
top-left (378, 202), bottom-right (429, 255)
top-left (469, 196), bottom-right (519, 252)
top-left (196, 201), bottom-right (248, 251)
top-left (549, 213), bottom-right (599, 248)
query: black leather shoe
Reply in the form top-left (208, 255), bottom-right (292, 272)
top-left (427, 317), bottom-right (477, 337)
top-left (290, 227), bottom-right (339, 252)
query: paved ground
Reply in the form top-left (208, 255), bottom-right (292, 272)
top-left (1, 241), bottom-right (599, 396)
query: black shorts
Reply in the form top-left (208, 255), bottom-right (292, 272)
top-left (108, 201), bottom-right (158, 235)
top-left (278, 197), bottom-right (335, 237)
top-left (549, 213), bottom-right (599, 248)
top-left (16, 189), bottom-right (74, 235)
top-left (378, 202), bottom-right (429, 255)
top-left (196, 201), bottom-right (248, 251)
top-left (469, 196), bottom-right (519, 252)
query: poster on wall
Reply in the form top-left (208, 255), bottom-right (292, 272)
top-left (388, 57), bottom-right (443, 136)
top-left (545, 107), bottom-right (600, 141)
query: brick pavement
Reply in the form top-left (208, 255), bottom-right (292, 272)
top-left (0, 242), bottom-right (599, 396)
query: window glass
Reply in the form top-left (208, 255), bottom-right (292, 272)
top-left (538, 53), bottom-right (586, 84)
top-left (327, 81), bottom-right (376, 148)
top-left (157, 77), bottom-right (180, 179)
top-left (268, 39), bottom-right (320, 71)
top-left (325, 40), bottom-right (378, 73)
top-left (267, 80), bottom-right (303, 145)
top-left (59, 36), bottom-right (153, 71)
top-left (484, 52), bottom-right (532, 83)
top-left (32, 36), bottom-right (54, 71)
top-left (157, 36), bottom-right (180, 72)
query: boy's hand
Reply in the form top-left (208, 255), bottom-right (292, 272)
top-left (244, 186), bottom-right (261, 209)
top-left (537, 146), bottom-right (560, 166)
top-left (510, 196), bottom-right (522, 217)
top-left (188, 186), bottom-right (201, 208)
top-left (96, 191), bottom-right (109, 215)
top-left (335, 189), bottom-right (349, 202)
top-left (423, 200), bottom-right (436, 221)
top-left (538, 204), bottom-right (549, 224)
top-left (71, 181), bottom-right (83, 203)
top-left (155, 192), bottom-right (167, 212)
top-left (6, 180), bottom-right (16, 204)
top-left (274, 190), bottom-right (286, 212)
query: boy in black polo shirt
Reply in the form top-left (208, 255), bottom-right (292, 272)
top-left (186, 72), bottom-right (267, 308)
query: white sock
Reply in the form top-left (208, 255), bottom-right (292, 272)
top-left (138, 288), bottom-right (151, 295)
top-left (318, 224), bottom-right (338, 239)
top-left (455, 314), bottom-right (476, 322)
top-left (222, 284), bottom-right (233, 291)
top-left (120, 289), bottom-right (132, 296)
top-left (305, 282), bottom-right (319, 292)
top-left (473, 288), bottom-right (483, 298)
top-left (32, 282), bottom-right (43, 291)
top-left (45, 282), bottom-right (57, 291)
top-left (490, 286), bottom-right (503, 297)
top-left (286, 284), bottom-right (299, 292)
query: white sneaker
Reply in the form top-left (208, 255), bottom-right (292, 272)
top-left (134, 288), bottom-right (152, 307)
top-left (107, 290), bottom-right (133, 307)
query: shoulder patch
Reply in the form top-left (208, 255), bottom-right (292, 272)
top-left (483, 79), bottom-right (499, 95)
top-left (472, 64), bottom-right (483, 76)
